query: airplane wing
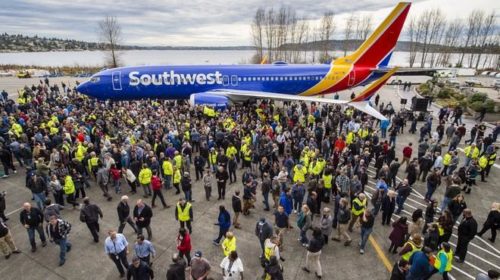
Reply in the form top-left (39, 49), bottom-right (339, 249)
top-left (201, 89), bottom-right (388, 120)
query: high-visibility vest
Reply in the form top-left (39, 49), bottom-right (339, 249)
top-left (88, 157), bottom-right (99, 171)
top-left (174, 155), bottom-right (183, 169)
top-left (358, 128), bottom-right (369, 139)
top-left (300, 154), bottom-right (310, 167)
top-left (323, 174), bottom-right (333, 189)
top-left (317, 159), bottom-right (326, 173)
top-left (173, 170), bottom-right (181, 184)
top-left (203, 106), bottom-right (215, 117)
top-left (209, 152), bottom-right (218, 164)
top-left (226, 146), bottom-right (237, 158)
top-left (222, 237), bottom-right (237, 257)
top-left (177, 203), bottom-right (191, 221)
top-left (63, 175), bottom-right (75, 195)
top-left (75, 145), bottom-right (86, 162)
top-left (434, 250), bottom-right (453, 272)
top-left (242, 147), bottom-right (251, 161)
top-left (438, 225), bottom-right (445, 236)
top-left (346, 132), bottom-right (355, 145)
top-left (138, 168), bottom-right (152, 184)
top-left (464, 146), bottom-right (479, 159)
top-left (479, 156), bottom-right (488, 169)
top-left (401, 241), bottom-right (422, 261)
top-left (443, 154), bottom-right (452, 166)
top-left (264, 243), bottom-right (276, 261)
top-left (351, 198), bottom-right (366, 216)
top-left (293, 166), bottom-right (307, 183)
top-left (162, 160), bottom-right (173, 176)
top-left (489, 153), bottom-right (497, 165)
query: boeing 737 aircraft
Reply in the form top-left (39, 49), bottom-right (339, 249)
top-left (77, 2), bottom-right (413, 120)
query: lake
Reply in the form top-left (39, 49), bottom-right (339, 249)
top-left (0, 49), bottom-right (495, 68)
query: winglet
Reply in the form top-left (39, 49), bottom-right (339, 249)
top-left (260, 55), bottom-right (268, 65)
top-left (350, 67), bottom-right (398, 102)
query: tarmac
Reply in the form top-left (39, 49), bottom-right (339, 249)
top-left (0, 80), bottom-right (499, 280)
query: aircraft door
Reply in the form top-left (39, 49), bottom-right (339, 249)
top-left (112, 71), bottom-right (122, 90)
top-left (223, 75), bottom-right (229, 86)
top-left (348, 69), bottom-right (355, 86)
top-left (231, 75), bottom-right (238, 86)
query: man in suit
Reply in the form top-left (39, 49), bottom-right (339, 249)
top-left (133, 199), bottom-right (153, 240)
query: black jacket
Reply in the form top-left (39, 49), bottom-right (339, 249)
top-left (307, 235), bottom-right (324, 253)
top-left (80, 203), bottom-right (103, 223)
top-left (20, 207), bottom-right (44, 227)
top-left (0, 220), bottom-right (9, 238)
top-left (127, 261), bottom-right (154, 280)
top-left (338, 205), bottom-right (351, 224)
top-left (458, 216), bottom-right (478, 241)
top-left (133, 204), bottom-right (153, 227)
top-left (255, 221), bottom-right (273, 241)
top-left (390, 261), bottom-right (407, 280)
top-left (27, 177), bottom-right (47, 194)
top-left (232, 195), bottom-right (242, 213)
top-left (166, 262), bottom-right (186, 280)
top-left (117, 201), bottom-right (131, 222)
top-left (484, 210), bottom-right (500, 228)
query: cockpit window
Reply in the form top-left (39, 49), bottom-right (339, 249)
top-left (90, 76), bottom-right (100, 83)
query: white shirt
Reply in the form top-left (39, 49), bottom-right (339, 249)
top-left (220, 257), bottom-right (244, 280)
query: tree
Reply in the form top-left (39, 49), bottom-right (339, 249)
top-left (459, 10), bottom-right (483, 67)
top-left (437, 20), bottom-right (463, 67)
top-left (407, 17), bottom-right (418, 68)
top-left (99, 16), bottom-right (122, 68)
top-left (343, 14), bottom-right (356, 56)
top-left (475, 11), bottom-right (496, 69)
top-left (251, 8), bottom-right (265, 63)
top-left (319, 11), bottom-right (335, 61)
top-left (356, 15), bottom-right (373, 41)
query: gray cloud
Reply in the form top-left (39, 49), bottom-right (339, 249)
top-left (0, 0), bottom-right (494, 46)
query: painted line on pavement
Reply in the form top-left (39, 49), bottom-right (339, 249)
top-left (369, 235), bottom-right (393, 271)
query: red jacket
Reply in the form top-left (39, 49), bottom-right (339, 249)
top-left (403, 146), bottom-right (413, 158)
top-left (151, 176), bottom-right (162, 191)
top-left (177, 233), bottom-right (191, 253)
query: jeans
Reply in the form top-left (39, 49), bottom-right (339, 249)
top-left (141, 183), bottom-right (152, 196)
top-left (440, 197), bottom-right (452, 213)
top-left (395, 195), bottom-right (407, 214)
top-left (27, 225), bottom-right (46, 248)
top-left (33, 192), bottom-right (46, 210)
top-left (54, 238), bottom-right (71, 263)
top-left (360, 227), bottom-right (373, 250)
top-left (293, 196), bottom-right (303, 212)
top-left (262, 192), bottom-right (270, 210)
top-left (425, 184), bottom-right (436, 201)
top-left (163, 175), bottom-right (172, 189)
top-left (300, 229), bottom-right (309, 244)
top-left (183, 190), bottom-right (192, 202)
top-left (113, 179), bottom-right (121, 193)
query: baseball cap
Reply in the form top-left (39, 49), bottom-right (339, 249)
top-left (194, 250), bottom-right (202, 257)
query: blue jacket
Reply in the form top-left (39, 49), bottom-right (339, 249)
top-left (407, 251), bottom-right (432, 279)
top-left (279, 192), bottom-right (293, 215)
top-left (218, 210), bottom-right (231, 230)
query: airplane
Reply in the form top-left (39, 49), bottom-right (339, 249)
top-left (76, 2), bottom-right (413, 121)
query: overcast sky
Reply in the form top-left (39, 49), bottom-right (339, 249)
top-left (0, 0), bottom-right (498, 46)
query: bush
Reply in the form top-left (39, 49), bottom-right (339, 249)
top-left (418, 83), bottom-right (431, 96)
top-left (468, 93), bottom-right (488, 103)
top-left (437, 87), bottom-right (454, 99)
top-left (469, 99), bottom-right (495, 113)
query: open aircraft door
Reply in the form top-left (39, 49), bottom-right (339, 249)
top-left (112, 71), bottom-right (122, 91)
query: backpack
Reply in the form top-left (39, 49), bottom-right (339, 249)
top-left (297, 212), bottom-right (306, 229)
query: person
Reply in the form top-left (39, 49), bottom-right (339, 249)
top-left (255, 217), bottom-right (274, 256)
top-left (0, 219), bottom-right (21, 259)
top-left (202, 169), bottom-right (213, 201)
top-left (232, 191), bottom-right (243, 229)
top-left (221, 231), bottom-right (237, 257)
top-left (63, 174), bottom-right (79, 208)
top-left (476, 270), bottom-right (500, 280)
top-left (117, 195), bottom-right (138, 234)
top-left (134, 234), bottom-right (156, 265)
top-left (264, 256), bottom-right (284, 280)
top-left (381, 190), bottom-right (396, 226)
top-left (166, 253), bottom-right (186, 280)
top-left (395, 179), bottom-right (411, 214)
top-left (406, 247), bottom-right (433, 280)
top-left (390, 259), bottom-right (409, 280)
top-left (273, 205), bottom-right (289, 252)
top-left (175, 197), bottom-right (193, 233)
top-left (477, 202), bottom-right (500, 243)
top-left (302, 227), bottom-right (325, 279)
top-left (332, 197), bottom-right (352, 246)
top-left (122, 167), bottom-right (138, 194)
top-left (173, 166), bottom-right (182, 194)
top-left (27, 174), bottom-right (47, 211)
top-left (96, 162), bottom-right (112, 201)
top-left (455, 208), bottom-right (478, 263)
top-left (448, 194), bottom-right (467, 224)
top-left (104, 230), bottom-right (129, 277)
top-left (409, 209), bottom-right (425, 237)
top-left (424, 223), bottom-right (440, 251)
top-left (151, 171), bottom-right (169, 208)
top-left (181, 171), bottom-right (194, 202)
top-left (319, 207), bottom-right (333, 245)
top-left (427, 242), bottom-right (453, 280)
top-left (127, 255), bottom-right (154, 280)
top-left (216, 166), bottom-right (229, 200)
top-left (19, 202), bottom-right (46, 252)
top-left (359, 210), bottom-right (374, 254)
top-left (214, 205), bottom-right (231, 245)
top-left (263, 234), bottom-right (282, 268)
top-left (348, 193), bottom-right (367, 232)
top-left (79, 197), bottom-right (103, 243)
top-left (220, 250), bottom-right (244, 280)
top-left (297, 204), bottom-right (312, 246)
top-left (388, 216), bottom-right (408, 254)
top-left (0, 191), bottom-right (7, 221)
top-left (138, 163), bottom-right (153, 198)
top-left (173, 226), bottom-right (192, 267)
top-left (191, 250), bottom-right (211, 280)
top-left (399, 233), bottom-right (423, 262)
top-left (133, 199), bottom-right (153, 240)
top-left (46, 215), bottom-right (72, 266)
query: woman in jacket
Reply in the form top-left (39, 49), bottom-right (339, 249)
top-left (176, 227), bottom-right (192, 266)
top-left (298, 204), bottom-right (312, 246)
top-left (408, 209), bottom-right (425, 238)
top-left (388, 217), bottom-right (408, 254)
top-left (477, 202), bottom-right (500, 243)
top-left (438, 210), bottom-right (454, 243)
top-left (448, 194), bottom-right (467, 224)
top-left (320, 207), bottom-right (333, 245)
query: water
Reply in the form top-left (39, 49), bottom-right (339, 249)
top-left (0, 49), bottom-right (495, 68)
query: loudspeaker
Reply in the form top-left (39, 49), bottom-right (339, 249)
top-left (400, 98), bottom-right (407, 105)
top-left (412, 98), bottom-right (429, 112)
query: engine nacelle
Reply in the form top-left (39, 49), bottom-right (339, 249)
top-left (189, 93), bottom-right (229, 110)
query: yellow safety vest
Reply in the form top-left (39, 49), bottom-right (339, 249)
top-left (209, 152), bottom-right (218, 164)
top-left (293, 165), bottom-right (307, 183)
top-left (177, 203), bottom-right (191, 221)
top-left (88, 157), bottom-right (99, 171)
top-left (203, 106), bottom-right (215, 117)
top-left (322, 174), bottom-right (333, 189)
top-left (479, 156), bottom-right (488, 169)
top-left (226, 146), bottom-right (237, 158)
top-left (351, 198), bottom-right (366, 216)
top-left (464, 146), bottom-right (479, 159)
top-left (222, 237), bottom-right (237, 257)
top-left (63, 175), bottom-right (75, 195)
top-left (401, 241), bottom-right (421, 261)
top-left (138, 168), bottom-right (152, 184)
top-left (438, 225), bottom-right (445, 236)
top-left (264, 243), bottom-right (276, 261)
top-left (174, 155), bottom-right (183, 169)
top-left (489, 153), bottom-right (497, 165)
top-left (434, 250), bottom-right (453, 272)
top-left (443, 154), bottom-right (452, 166)
top-left (162, 160), bottom-right (173, 175)
top-left (173, 170), bottom-right (181, 184)
top-left (346, 132), bottom-right (355, 145)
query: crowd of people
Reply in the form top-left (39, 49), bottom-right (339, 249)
top-left (0, 78), bottom-right (499, 280)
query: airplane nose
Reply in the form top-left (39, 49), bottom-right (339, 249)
top-left (76, 82), bottom-right (88, 95)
